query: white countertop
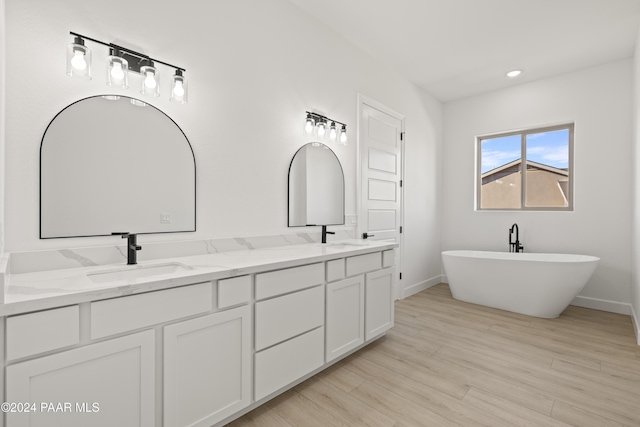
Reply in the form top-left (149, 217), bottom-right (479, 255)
top-left (1, 240), bottom-right (397, 316)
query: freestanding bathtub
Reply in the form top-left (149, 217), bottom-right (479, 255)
top-left (441, 250), bottom-right (600, 318)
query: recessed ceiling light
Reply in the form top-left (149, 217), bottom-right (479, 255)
top-left (506, 69), bottom-right (522, 78)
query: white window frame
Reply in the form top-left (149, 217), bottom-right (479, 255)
top-left (476, 123), bottom-right (574, 211)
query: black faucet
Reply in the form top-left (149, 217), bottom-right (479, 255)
top-left (112, 232), bottom-right (142, 264)
top-left (321, 225), bottom-right (335, 244)
top-left (508, 223), bottom-right (524, 253)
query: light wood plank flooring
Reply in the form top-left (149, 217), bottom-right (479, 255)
top-left (229, 283), bottom-right (640, 426)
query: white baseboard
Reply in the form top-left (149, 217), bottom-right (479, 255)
top-left (406, 278), bottom-right (639, 345)
top-left (402, 275), bottom-right (443, 298)
top-left (631, 304), bottom-right (640, 346)
top-left (438, 280), bottom-right (632, 318)
top-left (570, 295), bottom-right (632, 315)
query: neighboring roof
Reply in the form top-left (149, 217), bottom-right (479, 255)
top-left (481, 159), bottom-right (568, 179)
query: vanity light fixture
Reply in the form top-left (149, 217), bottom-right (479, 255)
top-left (66, 35), bottom-right (92, 79)
top-left (339, 124), bottom-right (347, 145)
top-left (304, 112), bottom-right (315, 136)
top-left (303, 111), bottom-right (348, 145)
top-left (316, 119), bottom-right (327, 139)
top-left (140, 64), bottom-right (160, 97)
top-left (66, 32), bottom-right (188, 104)
top-left (107, 48), bottom-right (128, 88)
top-left (170, 70), bottom-right (188, 104)
top-left (328, 121), bottom-right (338, 142)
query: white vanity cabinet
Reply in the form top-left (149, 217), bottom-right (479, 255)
top-left (5, 330), bottom-right (155, 427)
top-left (253, 264), bottom-right (325, 401)
top-left (325, 251), bottom-right (395, 362)
top-left (5, 305), bottom-right (80, 360)
top-left (1, 242), bottom-right (397, 427)
top-left (2, 281), bottom-right (249, 427)
top-left (365, 267), bottom-right (395, 340)
top-left (163, 305), bottom-right (252, 427)
top-left (90, 282), bottom-right (213, 339)
top-left (325, 275), bottom-right (365, 362)
top-left (162, 275), bottom-right (252, 427)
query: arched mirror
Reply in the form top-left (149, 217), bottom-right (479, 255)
top-left (40, 95), bottom-right (196, 238)
top-left (288, 142), bottom-right (344, 227)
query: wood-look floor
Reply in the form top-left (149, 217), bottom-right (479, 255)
top-left (229, 284), bottom-right (640, 427)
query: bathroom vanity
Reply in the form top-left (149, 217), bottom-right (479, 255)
top-left (0, 240), bottom-right (396, 427)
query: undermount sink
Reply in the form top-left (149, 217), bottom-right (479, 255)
top-left (87, 262), bottom-right (194, 284)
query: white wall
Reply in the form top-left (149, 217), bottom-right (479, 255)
top-left (0, 0), bottom-right (5, 256)
top-left (632, 29), bottom-right (640, 343)
top-left (3, 0), bottom-right (442, 296)
top-left (401, 93), bottom-right (443, 296)
top-left (443, 60), bottom-right (633, 310)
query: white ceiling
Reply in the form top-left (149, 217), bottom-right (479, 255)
top-left (288, 0), bottom-right (640, 102)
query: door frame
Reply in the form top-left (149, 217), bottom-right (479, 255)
top-left (356, 93), bottom-right (405, 300)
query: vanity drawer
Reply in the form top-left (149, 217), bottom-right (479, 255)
top-left (383, 249), bottom-right (395, 268)
top-left (255, 263), bottom-right (324, 300)
top-left (326, 258), bottom-right (346, 282)
top-left (346, 252), bottom-right (382, 277)
top-left (6, 305), bottom-right (80, 360)
top-left (255, 285), bottom-right (324, 351)
top-left (218, 275), bottom-right (252, 309)
top-left (91, 283), bottom-right (213, 339)
top-left (254, 327), bottom-right (324, 401)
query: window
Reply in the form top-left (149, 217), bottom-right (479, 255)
top-left (477, 123), bottom-right (574, 211)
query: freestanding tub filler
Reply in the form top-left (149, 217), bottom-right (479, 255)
top-left (441, 250), bottom-right (599, 318)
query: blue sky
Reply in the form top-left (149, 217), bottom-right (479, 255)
top-left (481, 129), bottom-right (569, 174)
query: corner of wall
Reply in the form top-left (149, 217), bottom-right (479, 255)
top-left (402, 274), bottom-right (443, 298)
top-left (632, 24), bottom-right (640, 347)
top-left (0, 0), bottom-right (6, 257)
top-left (635, 313), bottom-right (640, 346)
top-left (0, 0), bottom-right (5, 403)
top-left (631, 302), bottom-right (640, 345)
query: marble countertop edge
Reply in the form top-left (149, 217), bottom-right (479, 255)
top-left (0, 240), bottom-right (397, 317)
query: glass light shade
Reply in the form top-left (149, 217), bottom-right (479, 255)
top-left (316, 120), bottom-right (327, 139)
top-left (140, 65), bottom-right (160, 97)
top-left (170, 71), bottom-right (188, 104)
top-left (130, 99), bottom-right (148, 107)
top-left (303, 114), bottom-right (315, 136)
top-left (328, 122), bottom-right (338, 142)
top-left (66, 41), bottom-right (91, 80)
top-left (107, 56), bottom-right (129, 88)
top-left (339, 125), bottom-right (348, 145)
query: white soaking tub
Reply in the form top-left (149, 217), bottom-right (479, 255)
top-left (441, 250), bottom-right (599, 318)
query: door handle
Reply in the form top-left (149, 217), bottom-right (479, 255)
top-left (362, 232), bottom-right (375, 239)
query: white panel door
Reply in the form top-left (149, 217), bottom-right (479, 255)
top-left (326, 275), bottom-right (365, 362)
top-left (365, 268), bottom-right (395, 341)
top-left (6, 330), bottom-right (155, 427)
top-left (163, 305), bottom-right (251, 427)
top-left (359, 95), bottom-right (404, 298)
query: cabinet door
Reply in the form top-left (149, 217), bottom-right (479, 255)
top-left (6, 330), bottom-right (155, 427)
top-left (163, 305), bottom-right (251, 427)
top-left (365, 268), bottom-right (395, 341)
top-left (325, 275), bottom-right (365, 362)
